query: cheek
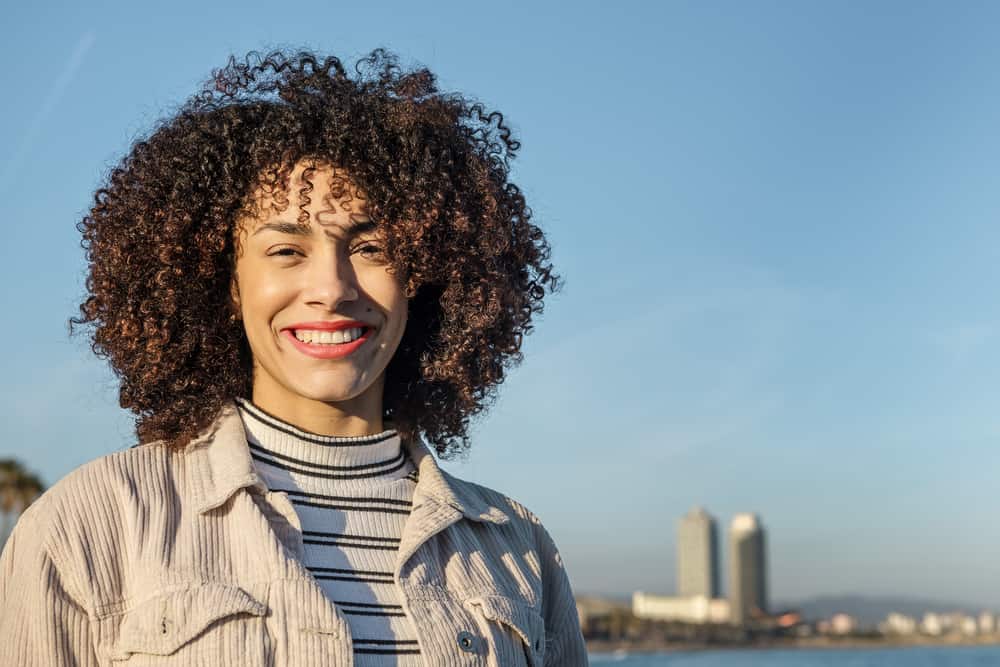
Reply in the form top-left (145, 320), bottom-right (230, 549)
top-left (386, 292), bottom-right (409, 338)
top-left (359, 270), bottom-right (408, 328)
top-left (239, 272), bottom-right (288, 326)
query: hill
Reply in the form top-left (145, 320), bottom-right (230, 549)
top-left (779, 595), bottom-right (996, 627)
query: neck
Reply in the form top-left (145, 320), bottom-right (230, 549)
top-left (250, 377), bottom-right (385, 438)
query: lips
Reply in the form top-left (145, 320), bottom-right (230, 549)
top-left (283, 320), bottom-right (373, 333)
top-left (282, 326), bottom-right (374, 360)
top-left (279, 319), bottom-right (377, 361)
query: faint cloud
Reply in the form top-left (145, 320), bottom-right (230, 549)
top-left (497, 262), bottom-right (806, 461)
top-left (525, 258), bottom-right (815, 368)
top-left (5, 354), bottom-right (115, 424)
top-left (0, 31), bottom-right (96, 195)
top-left (634, 393), bottom-right (783, 462)
top-left (926, 322), bottom-right (994, 364)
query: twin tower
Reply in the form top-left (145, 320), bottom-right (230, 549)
top-left (678, 507), bottom-right (769, 625)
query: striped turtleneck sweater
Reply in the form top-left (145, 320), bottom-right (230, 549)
top-left (234, 397), bottom-right (422, 665)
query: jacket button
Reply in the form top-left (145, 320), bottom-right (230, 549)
top-left (456, 630), bottom-right (478, 653)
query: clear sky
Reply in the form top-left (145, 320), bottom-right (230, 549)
top-left (3, 0), bottom-right (1000, 608)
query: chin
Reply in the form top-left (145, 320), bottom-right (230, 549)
top-left (290, 378), bottom-right (372, 404)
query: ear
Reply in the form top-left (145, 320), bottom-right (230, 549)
top-left (228, 275), bottom-right (242, 321)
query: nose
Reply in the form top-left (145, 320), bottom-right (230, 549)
top-left (302, 249), bottom-right (360, 311)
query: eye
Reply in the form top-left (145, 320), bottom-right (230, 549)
top-left (353, 242), bottom-right (386, 260)
top-left (267, 247), bottom-right (303, 258)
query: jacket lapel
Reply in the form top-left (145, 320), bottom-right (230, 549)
top-left (395, 435), bottom-right (509, 576)
top-left (186, 401), bottom-right (511, 577)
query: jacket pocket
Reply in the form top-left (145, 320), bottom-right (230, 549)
top-left (107, 582), bottom-right (267, 664)
top-left (465, 595), bottom-right (546, 667)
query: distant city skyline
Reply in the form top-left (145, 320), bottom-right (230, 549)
top-left (627, 508), bottom-right (1000, 638)
top-left (632, 507), bottom-right (768, 626)
top-left (4, 1), bottom-right (1000, 608)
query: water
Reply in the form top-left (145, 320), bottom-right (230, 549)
top-left (589, 645), bottom-right (1000, 666)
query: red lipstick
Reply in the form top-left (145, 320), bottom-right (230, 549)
top-left (281, 320), bottom-right (374, 360)
top-left (285, 320), bottom-right (371, 331)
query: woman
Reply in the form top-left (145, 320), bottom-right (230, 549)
top-left (0, 49), bottom-right (587, 666)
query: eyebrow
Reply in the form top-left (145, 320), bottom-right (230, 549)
top-left (252, 219), bottom-right (377, 238)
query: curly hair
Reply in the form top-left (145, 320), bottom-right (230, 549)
top-left (70, 48), bottom-right (560, 457)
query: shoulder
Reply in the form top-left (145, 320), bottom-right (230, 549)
top-left (29, 442), bottom-right (179, 524)
top-left (452, 473), bottom-right (542, 521)
top-left (409, 436), bottom-right (549, 533)
top-left (4, 442), bottom-right (182, 604)
top-left (437, 468), bottom-right (558, 548)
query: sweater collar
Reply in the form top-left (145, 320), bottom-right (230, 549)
top-left (233, 396), bottom-right (406, 480)
top-left (186, 400), bottom-right (509, 525)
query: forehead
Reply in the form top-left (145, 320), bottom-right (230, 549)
top-left (249, 218), bottom-right (378, 242)
top-left (242, 161), bottom-right (371, 233)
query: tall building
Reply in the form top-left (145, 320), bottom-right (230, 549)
top-left (677, 506), bottom-right (719, 598)
top-left (729, 513), bottom-right (768, 625)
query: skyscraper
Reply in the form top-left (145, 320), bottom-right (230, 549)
top-left (677, 506), bottom-right (720, 598)
top-left (729, 513), bottom-right (768, 625)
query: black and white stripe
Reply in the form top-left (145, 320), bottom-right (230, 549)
top-left (303, 530), bottom-right (401, 551)
top-left (235, 397), bottom-right (398, 446)
top-left (308, 566), bottom-right (396, 585)
top-left (334, 601), bottom-right (407, 618)
top-left (249, 444), bottom-right (409, 480)
top-left (271, 489), bottom-right (414, 515)
top-left (235, 398), bottom-right (423, 666)
top-left (353, 639), bottom-right (421, 655)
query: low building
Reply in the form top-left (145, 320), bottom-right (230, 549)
top-left (921, 612), bottom-right (945, 636)
top-left (880, 612), bottom-right (917, 636)
top-left (632, 592), bottom-right (731, 624)
top-left (979, 611), bottom-right (996, 635)
top-left (829, 613), bottom-right (857, 635)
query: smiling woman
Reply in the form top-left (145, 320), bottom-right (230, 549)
top-left (231, 163), bottom-right (410, 436)
top-left (0, 49), bottom-right (586, 666)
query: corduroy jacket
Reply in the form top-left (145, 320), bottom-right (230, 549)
top-left (0, 401), bottom-right (588, 666)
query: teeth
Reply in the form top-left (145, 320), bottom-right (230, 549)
top-left (294, 327), bottom-right (364, 345)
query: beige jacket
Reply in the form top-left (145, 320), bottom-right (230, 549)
top-left (0, 401), bottom-right (587, 666)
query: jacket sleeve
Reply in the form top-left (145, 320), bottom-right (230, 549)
top-left (535, 522), bottom-right (588, 666)
top-left (0, 501), bottom-right (99, 666)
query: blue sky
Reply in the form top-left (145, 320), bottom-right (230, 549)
top-left (3, 0), bottom-right (1000, 608)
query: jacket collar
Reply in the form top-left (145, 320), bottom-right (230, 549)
top-left (186, 400), bottom-right (508, 525)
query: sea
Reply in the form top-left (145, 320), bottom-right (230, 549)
top-left (589, 645), bottom-right (1000, 666)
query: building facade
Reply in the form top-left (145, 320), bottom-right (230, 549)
top-left (632, 592), bottom-right (731, 624)
top-left (677, 506), bottom-right (720, 598)
top-left (729, 513), bottom-right (768, 625)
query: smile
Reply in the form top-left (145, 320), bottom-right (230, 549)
top-left (282, 326), bottom-right (374, 359)
top-left (293, 327), bottom-right (365, 344)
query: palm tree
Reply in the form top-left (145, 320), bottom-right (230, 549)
top-left (0, 459), bottom-right (46, 551)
